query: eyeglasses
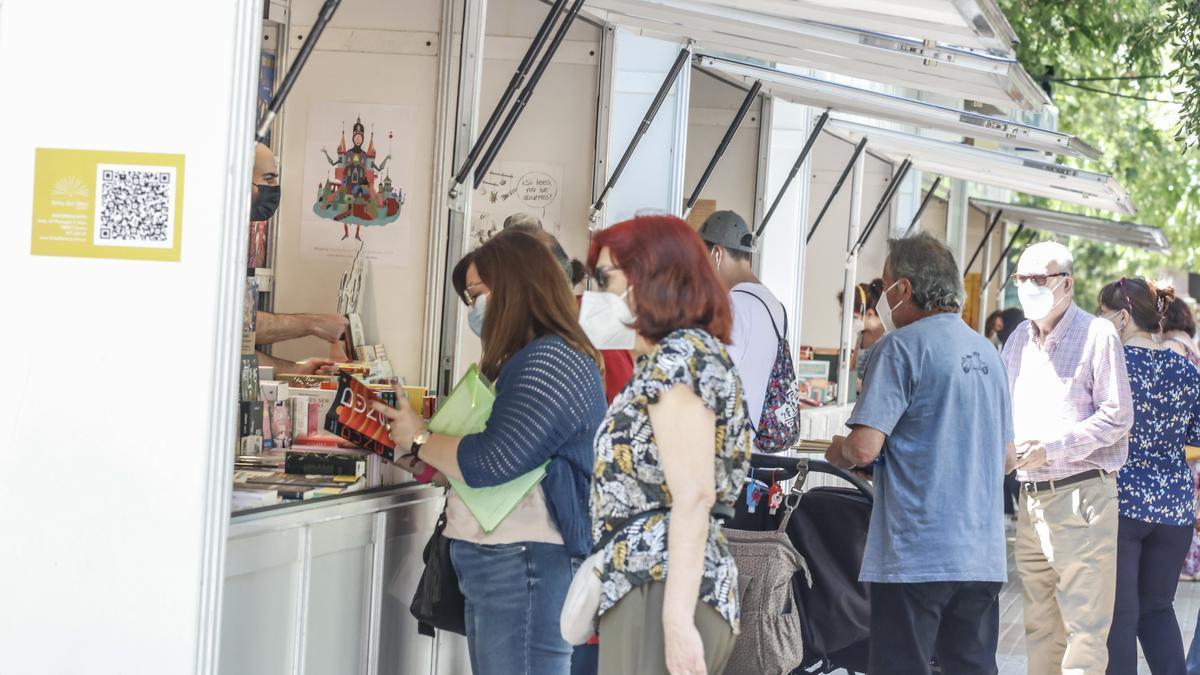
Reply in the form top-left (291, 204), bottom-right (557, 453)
top-left (591, 265), bottom-right (622, 292)
top-left (1011, 272), bottom-right (1070, 287)
top-left (463, 281), bottom-right (486, 306)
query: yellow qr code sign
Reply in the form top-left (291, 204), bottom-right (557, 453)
top-left (31, 148), bottom-right (185, 262)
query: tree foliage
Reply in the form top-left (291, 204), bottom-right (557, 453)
top-left (996, 0), bottom-right (1200, 308)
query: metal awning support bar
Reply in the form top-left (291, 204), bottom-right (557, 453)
top-left (805, 136), bottom-right (867, 245)
top-left (963, 209), bottom-right (1003, 277)
top-left (850, 158), bottom-right (912, 257)
top-left (904, 176), bottom-right (943, 237)
top-left (256, 0), bottom-right (344, 142)
top-left (472, 0), bottom-right (586, 189)
top-left (757, 110), bottom-right (828, 239)
top-left (589, 43), bottom-right (693, 222)
top-left (685, 79), bottom-right (762, 213)
top-left (986, 222), bottom-right (1028, 286)
top-left (449, 0), bottom-right (568, 195)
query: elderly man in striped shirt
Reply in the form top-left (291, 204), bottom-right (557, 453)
top-left (1001, 241), bottom-right (1133, 675)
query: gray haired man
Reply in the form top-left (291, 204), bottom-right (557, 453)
top-left (826, 233), bottom-right (1015, 674)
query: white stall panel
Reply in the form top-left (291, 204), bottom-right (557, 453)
top-left (221, 530), bottom-right (305, 675)
top-left (0, 0), bottom-right (259, 672)
top-left (305, 516), bottom-right (374, 675)
top-left (602, 29), bottom-right (691, 225)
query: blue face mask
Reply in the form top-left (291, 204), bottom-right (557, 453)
top-left (468, 294), bottom-right (488, 337)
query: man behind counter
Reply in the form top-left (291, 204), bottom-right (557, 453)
top-left (250, 142), bottom-right (348, 375)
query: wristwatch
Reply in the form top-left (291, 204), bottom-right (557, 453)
top-left (410, 429), bottom-right (432, 460)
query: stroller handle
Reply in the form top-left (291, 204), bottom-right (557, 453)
top-left (749, 453), bottom-right (874, 500)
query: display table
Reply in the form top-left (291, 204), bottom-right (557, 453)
top-left (799, 403), bottom-right (854, 441)
top-left (221, 483), bottom-right (469, 675)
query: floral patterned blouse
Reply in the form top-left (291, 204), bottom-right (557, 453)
top-left (1118, 346), bottom-right (1200, 526)
top-left (591, 329), bottom-right (752, 629)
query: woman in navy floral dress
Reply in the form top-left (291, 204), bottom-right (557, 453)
top-left (1098, 278), bottom-right (1200, 674)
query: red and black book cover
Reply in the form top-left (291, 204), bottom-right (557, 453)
top-left (324, 371), bottom-right (397, 461)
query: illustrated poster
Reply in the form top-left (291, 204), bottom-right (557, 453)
top-left (300, 101), bottom-right (415, 267)
top-left (470, 161), bottom-right (563, 247)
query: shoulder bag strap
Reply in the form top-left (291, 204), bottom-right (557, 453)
top-left (732, 289), bottom-right (788, 341)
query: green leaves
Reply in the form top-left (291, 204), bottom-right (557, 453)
top-left (996, 0), bottom-right (1199, 302)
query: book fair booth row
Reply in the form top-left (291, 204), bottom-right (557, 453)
top-left (0, 0), bottom-right (1171, 673)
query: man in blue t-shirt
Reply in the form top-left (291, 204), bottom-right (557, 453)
top-left (825, 233), bottom-right (1015, 674)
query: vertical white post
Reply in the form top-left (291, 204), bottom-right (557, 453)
top-left (431, 0), bottom-right (488, 396)
top-left (978, 228), bottom-right (995, 333)
top-left (837, 151), bottom-right (866, 407)
top-left (946, 177), bottom-right (969, 269)
top-left (757, 99), bottom-right (814, 348)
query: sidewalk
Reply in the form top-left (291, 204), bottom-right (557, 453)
top-left (995, 522), bottom-right (1200, 674)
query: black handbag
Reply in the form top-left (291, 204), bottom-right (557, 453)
top-left (410, 509), bottom-right (466, 636)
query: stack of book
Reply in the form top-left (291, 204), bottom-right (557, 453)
top-left (230, 447), bottom-right (371, 511)
top-left (238, 276), bottom-right (263, 455)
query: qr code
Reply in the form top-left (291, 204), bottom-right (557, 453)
top-left (93, 164), bottom-right (177, 248)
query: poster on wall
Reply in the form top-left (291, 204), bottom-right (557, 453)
top-left (300, 101), bottom-right (415, 267)
top-left (470, 161), bottom-right (563, 247)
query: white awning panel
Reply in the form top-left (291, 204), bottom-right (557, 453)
top-left (698, 55), bottom-right (1098, 160)
top-left (694, 0), bottom-right (1017, 52)
top-left (972, 198), bottom-right (1167, 253)
top-left (825, 119), bottom-right (1135, 215)
top-left (581, 0), bottom-right (1048, 111)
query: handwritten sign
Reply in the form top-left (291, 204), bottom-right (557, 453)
top-left (471, 161), bottom-right (564, 246)
top-left (517, 171), bottom-right (557, 208)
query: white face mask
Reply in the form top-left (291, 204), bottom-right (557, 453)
top-left (1017, 278), bottom-right (1067, 322)
top-left (467, 294), bottom-right (487, 337)
top-left (876, 281), bottom-right (903, 333)
top-left (1104, 309), bottom-right (1128, 337)
top-left (579, 289), bottom-right (636, 350)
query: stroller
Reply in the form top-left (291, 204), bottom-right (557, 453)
top-left (727, 454), bottom-right (874, 675)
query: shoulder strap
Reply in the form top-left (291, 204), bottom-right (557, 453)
top-left (732, 289), bottom-right (788, 341)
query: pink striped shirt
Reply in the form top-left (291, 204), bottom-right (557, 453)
top-left (1000, 303), bottom-right (1133, 482)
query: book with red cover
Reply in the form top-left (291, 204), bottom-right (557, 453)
top-left (324, 371), bottom-right (398, 461)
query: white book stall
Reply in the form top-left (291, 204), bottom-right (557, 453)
top-left (0, 0), bottom-right (1165, 673)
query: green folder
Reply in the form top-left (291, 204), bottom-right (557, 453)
top-left (428, 364), bottom-right (549, 532)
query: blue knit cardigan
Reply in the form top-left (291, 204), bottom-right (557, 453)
top-left (456, 334), bottom-right (606, 557)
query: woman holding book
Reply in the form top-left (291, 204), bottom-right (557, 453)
top-left (377, 229), bottom-right (606, 675)
top-left (585, 215), bottom-right (751, 675)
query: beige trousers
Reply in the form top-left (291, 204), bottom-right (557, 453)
top-left (1016, 473), bottom-right (1119, 675)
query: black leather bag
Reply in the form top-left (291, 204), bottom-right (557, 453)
top-left (410, 510), bottom-right (466, 636)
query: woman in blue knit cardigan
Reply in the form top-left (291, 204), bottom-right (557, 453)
top-left (379, 229), bottom-right (607, 675)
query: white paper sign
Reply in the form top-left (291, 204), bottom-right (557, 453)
top-left (470, 161), bottom-right (563, 247)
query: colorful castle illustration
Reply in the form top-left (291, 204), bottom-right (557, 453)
top-left (313, 116), bottom-right (405, 240)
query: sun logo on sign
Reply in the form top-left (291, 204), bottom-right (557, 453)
top-left (51, 176), bottom-right (89, 198)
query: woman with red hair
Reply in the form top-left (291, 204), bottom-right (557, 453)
top-left (585, 215), bottom-right (751, 675)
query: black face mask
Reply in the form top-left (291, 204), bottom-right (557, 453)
top-left (250, 184), bottom-right (281, 221)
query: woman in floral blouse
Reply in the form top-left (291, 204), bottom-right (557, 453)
top-left (586, 215), bottom-right (751, 675)
top-left (1098, 277), bottom-right (1200, 674)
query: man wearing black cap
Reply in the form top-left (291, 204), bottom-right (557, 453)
top-left (699, 210), bottom-right (789, 440)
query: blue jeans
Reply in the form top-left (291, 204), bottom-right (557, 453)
top-left (451, 539), bottom-right (574, 675)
